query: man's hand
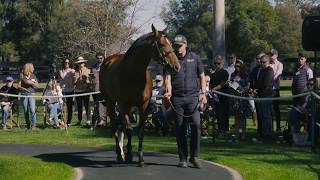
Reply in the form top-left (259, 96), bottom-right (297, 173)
top-left (164, 92), bottom-right (172, 100)
top-left (199, 94), bottom-right (207, 105)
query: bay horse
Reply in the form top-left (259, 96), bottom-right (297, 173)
top-left (99, 25), bottom-right (180, 167)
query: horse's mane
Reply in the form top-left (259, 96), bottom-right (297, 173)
top-left (104, 54), bottom-right (123, 63)
top-left (124, 31), bottom-right (167, 60)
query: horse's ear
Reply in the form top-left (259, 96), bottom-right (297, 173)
top-left (162, 27), bottom-right (168, 34)
top-left (152, 24), bottom-right (160, 39)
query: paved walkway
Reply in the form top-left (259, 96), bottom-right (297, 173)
top-left (0, 144), bottom-right (242, 180)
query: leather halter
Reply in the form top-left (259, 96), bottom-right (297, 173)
top-left (153, 38), bottom-right (175, 66)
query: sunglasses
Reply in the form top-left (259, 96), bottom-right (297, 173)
top-left (307, 83), bottom-right (314, 86)
top-left (214, 62), bottom-right (221, 65)
top-left (64, 62), bottom-right (70, 64)
top-left (97, 57), bottom-right (104, 59)
top-left (260, 61), bottom-right (268, 64)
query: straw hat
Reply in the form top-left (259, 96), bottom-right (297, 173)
top-left (74, 56), bottom-right (87, 64)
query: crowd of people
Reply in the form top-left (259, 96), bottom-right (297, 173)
top-left (0, 53), bottom-right (106, 130)
top-left (0, 34), bottom-right (319, 169)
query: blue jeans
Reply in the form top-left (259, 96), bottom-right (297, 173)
top-left (256, 99), bottom-right (273, 137)
top-left (22, 93), bottom-right (37, 127)
top-left (1, 105), bottom-right (10, 127)
top-left (48, 103), bottom-right (60, 125)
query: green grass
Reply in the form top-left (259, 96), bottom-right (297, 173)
top-left (0, 154), bottom-right (74, 180)
top-left (0, 125), bottom-right (319, 180)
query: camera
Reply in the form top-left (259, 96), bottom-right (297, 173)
top-left (49, 64), bottom-right (58, 79)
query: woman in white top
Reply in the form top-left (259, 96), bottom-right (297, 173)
top-left (43, 80), bottom-right (64, 128)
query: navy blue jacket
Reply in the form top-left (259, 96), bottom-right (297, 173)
top-left (165, 49), bottom-right (204, 97)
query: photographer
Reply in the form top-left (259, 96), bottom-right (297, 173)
top-left (59, 59), bottom-right (75, 127)
top-left (73, 57), bottom-right (92, 126)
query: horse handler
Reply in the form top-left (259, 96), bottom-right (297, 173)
top-left (164, 35), bottom-right (207, 168)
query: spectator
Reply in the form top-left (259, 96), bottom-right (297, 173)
top-left (73, 56), bottom-right (92, 126)
top-left (18, 63), bottom-right (38, 129)
top-left (268, 49), bottom-right (283, 132)
top-left (225, 53), bottom-right (237, 80)
top-left (91, 52), bottom-right (107, 128)
top-left (164, 34), bottom-right (207, 168)
top-left (43, 80), bottom-right (64, 128)
top-left (288, 78), bottom-right (316, 145)
top-left (292, 52), bottom-right (313, 106)
top-left (0, 76), bottom-right (19, 129)
top-left (150, 74), bottom-right (166, 135)
top-left (249, 53), bottom-right (265, 128)
top-left (230, 60), bottom-right (250, 139)
top-left (59, 59), bottom-right (75, 127)
top-left (254, 54), bottom-right (274, 138)
top-left (210, 55), bottom-right (229, 136)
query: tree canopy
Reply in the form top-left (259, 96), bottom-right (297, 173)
top-left (0, 0), bottom-right (139, 65)
top-left (162, 0), bottom-right (320, 61)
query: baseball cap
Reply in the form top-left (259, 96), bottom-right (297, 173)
top-left (155, 75), bottom-right (163, 81)
top-left (6, 76), bottom-right (14, 82)
top-left (174, 35), bottom-right (187, 45)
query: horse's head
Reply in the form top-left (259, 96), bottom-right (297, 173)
top-left (151, 25), bottom-right (181, 72)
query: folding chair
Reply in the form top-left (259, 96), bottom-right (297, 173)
top-left (8, 99), bottom-right (20, 128)
top-left (43, 101), bottom-right (67, 129)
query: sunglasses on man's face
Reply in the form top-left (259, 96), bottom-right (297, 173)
top-left (307, 83), bottom-right (314, 86)
top-left (214, 62), bottom-right (221, 65)
top-left (97, 57), bottom-right (104, 60)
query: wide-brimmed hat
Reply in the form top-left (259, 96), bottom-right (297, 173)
top-left (74, 56), bottom-right (87, 64)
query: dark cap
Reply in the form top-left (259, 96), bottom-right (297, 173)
top-left (96, 52), bottom-right (104, 57)
top-left (174, 35), bottom-right (187, 45)
top-left (298, 52), bottom-right (306, 58)
top-left (236, 59), bottom-right (243, 64)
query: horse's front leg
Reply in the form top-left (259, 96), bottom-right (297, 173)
top-left (137, 112), bottom-right (147, 167)
top-left (106, 101), bottom-right (124, 162)
top-left (115, 128), bottom-right (125, 162)
top-left (124, 114), bottom-right (133, 162)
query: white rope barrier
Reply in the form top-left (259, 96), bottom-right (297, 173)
top-left (0, 89), bottom-right (317, 101)
top-left (210, 90), bottom-right (311, 101)
top-left (0, 91), bottom-right (101, 99)
top-left (311, 91), bottom-right (320, 100)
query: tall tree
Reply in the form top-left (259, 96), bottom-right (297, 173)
top-left (162, 0), bottom-right (213, 58)
top-left (274, 0), bottom-right (303, 58)
top-left (226, 0), bottom-right (277, 61)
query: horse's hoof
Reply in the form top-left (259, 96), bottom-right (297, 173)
top-left (138, 161), bottom-right (145, 167)
top-left (117, 155), bottom-right (124, 163)
top-left (125, 153), bottom-right (133, 162)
